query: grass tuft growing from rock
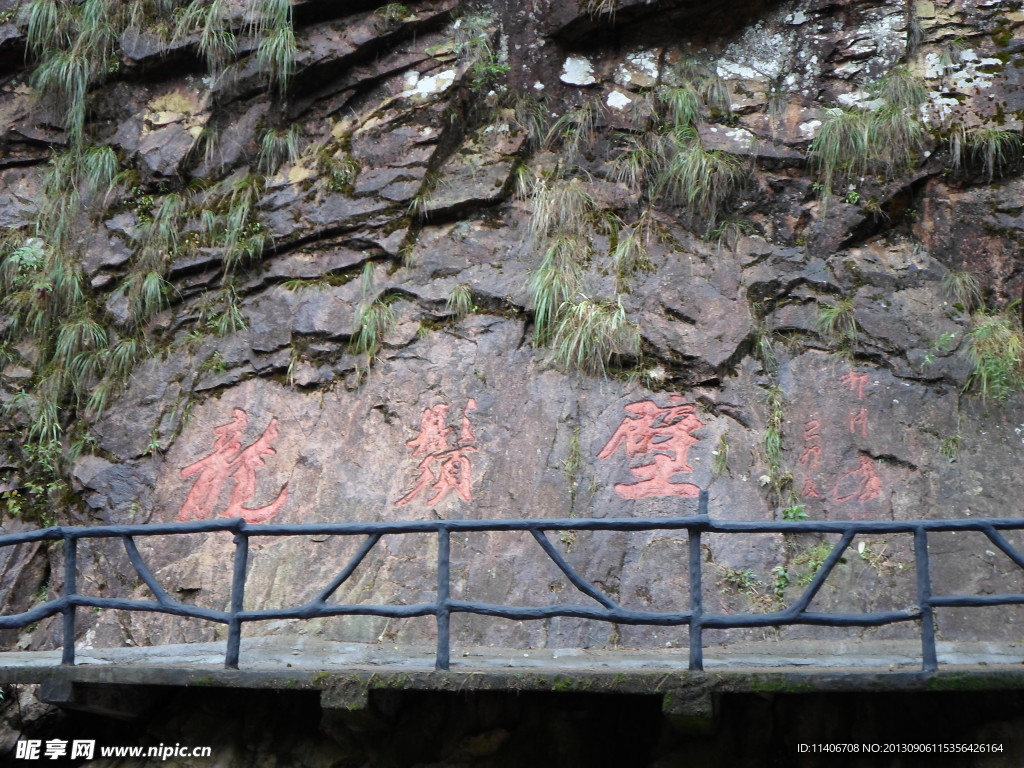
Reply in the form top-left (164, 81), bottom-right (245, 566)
top-left (445, 283), bottom-right (475, 320)
top-left (529, 234), bottom-right (584, 344)
top-left (258, 126), bottom-right (301, 174)
top-left (950, 126), bottom-right (1023, 182)
top-left (943, 270), bottom-right (982, 312)
top-left (810, 69), bottom-right (928, 200)
top-left (816, 297), bottom-right (859, 348)
top-left (655, 129), bottom-right (745, 228)
top-left (964, 308), bottom-right (1024, 402)
top-left (550, 297), bottom-right (640, 377)
top-left (351, 299), bottom-right (395, 360)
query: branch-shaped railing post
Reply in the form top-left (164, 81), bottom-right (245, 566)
top-left (688, 533), bottom-right (703, 671)
top-left (225, 528), bottom-right (249, 670)
top-left (688, 489), bottom-right (708, 671)
top-left (436, 526), bottom-right (451, 672)
top-left (61, 535), bottom-right (77, 666)
top-left (915, 528), bottom-right (937, 672)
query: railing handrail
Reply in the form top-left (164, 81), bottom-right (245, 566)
top-left (2, 490), bottom-right (1023, 674)
top-left (8, 515), bottom-right (1024, 544)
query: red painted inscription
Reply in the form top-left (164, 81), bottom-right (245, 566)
top-left (799, 444), bottom-right (822, 469)
top-left (833, 455), bottom-right (882, 503)
top-left (796, 370), bottom-right (884, 508)
top-left (839, 371), bottom-right (869, 400)
top-left (598, 397), bottom-right (703, 499)
top-left (848, 408), bottom-right (869, 437)
top-left (834, 371), bottom-right (882, 505)
top-left (798, 416), bottom-right (824, 498)
top-left (179, 409), bottom-right (288, 523)
top-left (395, 399), bottom-right (478, 507)
top-left (800, 478), bottom-right (822, 499)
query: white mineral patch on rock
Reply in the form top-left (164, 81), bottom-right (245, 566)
top-left (717, 60), bottom-right (763, 81)
top-left (843, 36), bottom-right (878, 61)
top-left (799, 119), bottom-right (821, 139)
top-left (401, 69), bottom-right (457, 98)
top-left (725, 127), bottom-right (755, 143)
top-left (924, 49), bottom-right (1001, 91)
top-left (850, 10), bottom-right (905, 68)
top-left (923, 52), bottom-right (945, 79)
top-left (606, 90), bottom-right (632, 110)
top-left (837, 92), bottom-right (884, 111)
top-left (924, 92), bottom-right (961, 126)
top-left (834, 60), bottom-right (865, 78)
top-left (614, 50), bottom-right (659, 88)
top-left (630, 51), bottom-right (659, 78)
top-left (560, 56), bottom-right (596, 86)
top-left (718, 20), bottom-right (790, 83)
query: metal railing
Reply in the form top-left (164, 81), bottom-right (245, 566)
top-left (2, 490), bottom-right (1024, 672)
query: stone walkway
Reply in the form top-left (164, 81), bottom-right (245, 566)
top-left (1, 635), bottom-right (1022, 672)
top-left (2, 637), bottom-right (1024, 718)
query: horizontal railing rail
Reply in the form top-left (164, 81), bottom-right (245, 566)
top-left (2, 490), bottom-right (1023, 672)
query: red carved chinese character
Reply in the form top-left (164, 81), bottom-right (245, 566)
top-left (800, 479), bottom-right (822, 499)
top-left (460, 399), bottom-right (477, 444)
top-left (223, 418), bottom-right (289, 524)
top-left (405, 404), bottom-right (453, 458)
top-left (833, 455), bottom-right (882, 503)
top-left (799, 444), bottom-right (822, 469)
top-left (839, 371), bottom-right (869, 400)
top-left (597, 397), bottom-right (704, 499)
top-left (803, 419), bottom-right (821, 441)
top-left (179, 409), bottom-right (247, 521)
top-left (178, 409), bottom-right (288, 524)
top-left (848, 408), bottom-right (869, 437)
top-left (396, 400), bottom-right (478, 507)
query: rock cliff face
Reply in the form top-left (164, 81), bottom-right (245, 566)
top-left (1, 0), bottom-right (1024, 654)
